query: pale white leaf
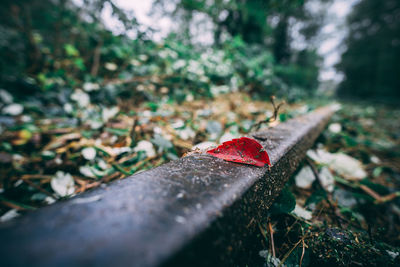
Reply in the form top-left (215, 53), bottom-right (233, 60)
top-left (81, 147), bottom-right (96, 160)
top-left (102, 106), bottom-right (119, 122)
top-left (83, 82), bottom-right (100, 92)
top-left (293, 204), bottom-right (312, 220)
top-left (192, 141), bottom-right (217, 151)
top-left (134, 140), bottom-right (156, 157)
top-left (79, 166), bottom-right (96, 178)
top-left (219, 132), bottom-right (239, 143)
top-left (319, 167), bottom-right (335, 192)
top-left (3, 104), bottom-right (23, 116)
top-left (71, 89), bottom-right (90, 107)
top-left (328, 123), bottom-right (342, 133)
top-left (72, 195), bottom-right (102, 204)
top-left (104, 62), bottom-right (117, 71)
top-left (0, 209), bottom-right (19, 223)
top-left (51, 171), bottom-right (75, 197)
top-left (295, 166), bottom-right (315, 189)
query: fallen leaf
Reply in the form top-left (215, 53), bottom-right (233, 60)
top-left (307, 148), bottom-right (367, 180)
top-left (3, 103), bottom-right (23, 116)
top-left (319, 166), bottom-right (335, 192)
top-left (292, 204), bottom-right (312, 220)
top-left (295, 166), bottom-right (315, 189)
top-left (105, 62), bottom-right (117, 71)
top-left (51, 171), bottom-right (75, 197)
top-left (71, 89), bottom-right (90, 106)
top-left (328, 123), bottom-right (342, 133)
top-left (219, 132), bottom-right (239, 143)
top-left (192, 141), bottom-right (217, 151)
top-left (71, 194), bottom-right (102, 204)
top-left (82, 82), bottom-right (100, 92)
top-left (11, 129), bottom-right (32, 146)
top-left (102, 106), bottom-right (119, 122)
top-left (81, 147), bottom-right (97, 160)
top-left (0, 89), bottom-right (13, 104)
top-left (134, 140), bottom-right (156, 157)
top-left (207, 137), bottom-right (270, 167)
top-left (0, 209), bottom-right (19, 223)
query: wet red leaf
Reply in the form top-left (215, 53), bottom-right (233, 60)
top-left (207, 137), bottom-right (271, 167)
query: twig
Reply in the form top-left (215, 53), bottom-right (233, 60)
top-left (277, 238), bottom-right (303, 267)
top-left (299, 238), bottom-right (305, 267)
top-left (75, 181), bottom-right (101, 194)
top-left (333, 175), bottom-right (400, 204)
top-left (129, 117), bottom-right (139, 144)
top-left (378, 192), bottom-right (400, 203)
top-left (1, 201), bottom-right (23, 210)
top-left (251, 96), bottom-right (285, 131)
top-left (359, 184), bottom-right (382, 201)
top-left (100, 172), bottom-right (121, 183)
top-left (306, 157), bottom-right (342, 227)
top-left (246, 217), bottom-right (255, 228)
top-left (282, 218), bottom-right (300, 241)
top-left (22, 179), bottom-right (58, 200)
top-left (0, 196), bottom-right (36, 211)
top-left (257, 222), bottom-right (268, 241)
top-left (20, 174), bottom-right (53, 180)
top-left (268, 220), bottom-right (276, 258)
top-left (90, 38), bottom-right (103, 76)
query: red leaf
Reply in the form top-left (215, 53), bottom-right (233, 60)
top-left (207, 137), bottom-right (271, 167)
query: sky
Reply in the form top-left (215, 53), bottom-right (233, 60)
top-left (101, 0), bottom-right (360, 83)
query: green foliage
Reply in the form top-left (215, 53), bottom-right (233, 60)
top-left (153, 0), bottom-right (327, 94)
top-left (0, 0), bottom-right (326, 102)
top-left (269, 187), bottom-right (296, 215)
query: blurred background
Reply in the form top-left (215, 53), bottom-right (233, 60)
top-left (0, 0), bottom-right (399, 101)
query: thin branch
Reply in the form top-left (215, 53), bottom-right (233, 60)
top-left (90, 38), bottom-right (103, 76)
top-left (22, 179), bottom-right (58, 200)
top-left (299, 239), bottom-right (305, 267)
top-left (268, 220), bottom-right (276, 258)
top-left (306, 157), bottom-right (342, 227)
top-left (278, 237), bottom-right (305, 267)
top-left (251, 96), bottom-right (285, 131)
top-left (333, 175), bottom-right (400, 204)
top-left (0, 196), bottom-right (36, 211)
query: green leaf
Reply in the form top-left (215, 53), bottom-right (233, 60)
top-left (147, 102), bottom-right (159, 112)
top-left (372, 167), bottom-right (383, 178)
top-left (269, 187), bottom-right (296, 215)
top-left (73, 58), bottom-right (86, 70)
top-left (105, 127), bottom-right (130, 136)
top-left (305, 189), bottom-right (326, 207)
top-left (279, 113), bottom-right (288, 122)
top-left (64, 44), bottom-right (79, 57)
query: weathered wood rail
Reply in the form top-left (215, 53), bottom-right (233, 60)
top-left (0, 106), bottom-right (335, 267)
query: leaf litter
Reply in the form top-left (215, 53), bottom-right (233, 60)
top-left (1, 88), bottom-right (400, 265)
top-left (0, 92), bottom-right (297, 216)
top-left (259, 103), bottom-right (400, 266)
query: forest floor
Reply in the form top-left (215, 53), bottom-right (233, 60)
top-left (263, 101), bottom-right (400, 266)
top-left (0, 91), bottom-right (399, 265)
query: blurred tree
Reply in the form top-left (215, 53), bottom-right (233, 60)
top-left (0, 0), bottom-right (329, 100)
top-left (0, 0), bottom-right (138, 94)
top-left (153, 0), bottom-right (328, 92)
top-left (337, 0), bottom-right (400, 99)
